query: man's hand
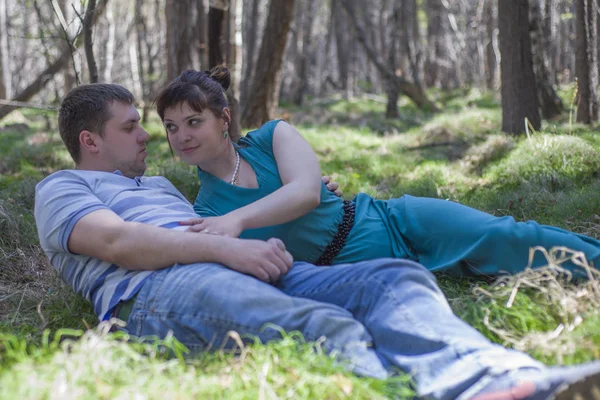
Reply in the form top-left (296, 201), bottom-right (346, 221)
top-left (322, 176), bottom-right (343, 197)
top-left (223, 238), bottom-right (293, 283)
top-left (179, 214), bottom-right (244, 238)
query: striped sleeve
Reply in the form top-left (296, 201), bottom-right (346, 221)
top-left (34, 171), bottom-right (109, 255)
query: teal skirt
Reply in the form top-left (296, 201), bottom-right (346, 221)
top-left (333, 194), bottom-right (600, 277)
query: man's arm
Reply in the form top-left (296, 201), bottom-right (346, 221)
top-left (69, 209), bottom-right (293, 282)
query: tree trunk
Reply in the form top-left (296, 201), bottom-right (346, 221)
top-left (529, 0), bottom-right (563, 119)
top-left (498, 0), bottom-right (540, 134)
top-left (385, 2), bottom-right (400, 119)
top-left (166, 0), bottom-right (195, 81)
top-left (208, 6), bottom-right (225, 67)
top-left (339, 0), bottom-right (439, 112)
top-left (289, 0), bottom-right (315, 106)
top-left (484, 0), bottom-right (498, 90)
top-left (225, 0), bottom-right (241, 98)
top-left (196, 0), bottom-right (209, 68)
top-left (575, 0), bottom-right (599, 124)
top-left (240, 0), bottom-right (296, 128)
top-left (135, 0), bottom-right (149, 122)
top-left (83, 0), bottom-right (99, 83)
top-left (0, 0), bottom-right (11, 98)
top-left (332, 0), bottom-right (352, 98)
top-left (102, 0), bottom-right (116, 83)
top-left (399, 0), bottom-right (421, 86)
top-left (240, 0), bottom-right (260, 109)
top-left (424, 0), bottom-right (452, 88)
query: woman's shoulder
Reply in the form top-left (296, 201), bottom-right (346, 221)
top-left (238, 119), bottom-right (283, 154)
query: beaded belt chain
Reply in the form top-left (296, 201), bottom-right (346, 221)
top-left (315, 200), bottom-right (356, 266)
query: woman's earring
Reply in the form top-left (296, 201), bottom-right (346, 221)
top-left (223, 129), bottom-right (229, 139)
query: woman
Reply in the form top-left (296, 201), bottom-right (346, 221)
top-left (154, 67), bottom-right (600, 277)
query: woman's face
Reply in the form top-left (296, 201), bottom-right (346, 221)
top-left (163, 102), bottom-right (229, 166)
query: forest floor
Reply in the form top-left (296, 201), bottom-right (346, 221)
top-left (1, 88), bottom-right (600, 399)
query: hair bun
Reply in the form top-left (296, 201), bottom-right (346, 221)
top-left (208, 66), bottom-right (231, 91)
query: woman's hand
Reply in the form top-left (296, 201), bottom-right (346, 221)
top-left (179, 215), bottom-right (244, 238)
top-left (322, 175), bottom-right (343, 197)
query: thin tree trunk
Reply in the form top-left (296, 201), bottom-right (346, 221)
top-left (103, 0), bottom-right (116, 82)
top-left (135, 0), bottom-right (148, 122)
top-left (0, 1), bottom-right (108, 120)
top-left (196, 0), bottom-right (209, 68)
top-left (240, 0), bottom-right (260, 109)
top-left (483, 0), bottom-right (498, 89)
top-left (575, 0), bottom-right (599, 123)
top-left (332, 0), bottom-right (352, 98)
top-left (57, 0), bottom-right (75, 94)
top-left (498, 0), bottom-right (541, 134)
top-left (530, 0), bottom-right (563, 119)
top-left (400, 0), bottom-right (421, 86)
top-left (0, 0), bottom-right (12, 98)
top-left (83, 0), bottom-right (99, 83)
top-left (339, 0), bottom-right (439, 112)
top-left (385, 2), bottom-right (400, 118)
top-left (0, 0), bottom-right (6, 99)
top-left (240, 0), bottom-right (296, 128)
top-left (424, 0), bottom-right (446, 88)
top-left (290, 0), bottom-right (315, 105)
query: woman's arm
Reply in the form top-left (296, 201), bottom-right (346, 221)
top-left (185, 121), bottom-right (323, 236)
top-left (230, 121), bottom-right (323, 229)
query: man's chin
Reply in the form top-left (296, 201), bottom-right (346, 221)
top-left (122, 163), bottom-right (147, 178)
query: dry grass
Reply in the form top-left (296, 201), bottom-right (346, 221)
top-left (473, 246), bottom-right (600, 363)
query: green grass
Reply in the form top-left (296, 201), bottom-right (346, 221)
top-left (0, 329), bottom-right (412, 399)
top-left (1, 90), bottom-right (600, 397)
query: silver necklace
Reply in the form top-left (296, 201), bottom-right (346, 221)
top-left (230, 149), bottom-right (240, 185)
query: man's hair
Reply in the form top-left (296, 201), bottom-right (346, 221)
top-left (58, 83), bottom-right (134, 163)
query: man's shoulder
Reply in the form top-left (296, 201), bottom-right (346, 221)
top-left (36, 169), bottom-right (113, 193)
top-left (36, 169), bottom-right (81, 193)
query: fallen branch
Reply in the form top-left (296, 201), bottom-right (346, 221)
top-left (0, 99), bottom-right (58, 111)
top-left (0, 0), bottom-right (108, 121)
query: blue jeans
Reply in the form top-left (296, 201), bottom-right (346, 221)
top-left (124, 259), bottom-right (542, 399)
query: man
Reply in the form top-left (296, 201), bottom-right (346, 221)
top-left (35, 83), bottom-right (600, 400)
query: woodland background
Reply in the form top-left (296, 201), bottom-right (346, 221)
top-left (0, 0), bottom-right (597, 130)
top-left (1, 1), bottom-right (600, 398)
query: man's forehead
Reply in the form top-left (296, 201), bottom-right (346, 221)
top-left (109, 101), bottom-right (140, 123)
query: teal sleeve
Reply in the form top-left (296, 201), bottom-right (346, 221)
top-left (239, 120), bottom-right (281, 155)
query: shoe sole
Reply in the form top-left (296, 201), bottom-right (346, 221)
top-left (554, 370), bottom-right (600, 400)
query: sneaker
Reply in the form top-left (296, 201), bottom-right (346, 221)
top-left (471, 361), bottom-right (600, 400)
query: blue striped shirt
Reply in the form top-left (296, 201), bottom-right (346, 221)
top-left (34, 169), bottom-right (198, 321)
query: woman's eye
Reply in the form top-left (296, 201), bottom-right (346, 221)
top-left (165, 124), bottom-right (176, 132)
top-left (189, 119), bottom-right (201, 126)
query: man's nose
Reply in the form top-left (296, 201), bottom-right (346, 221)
top-left (138, 128), bottom-right (150, 142)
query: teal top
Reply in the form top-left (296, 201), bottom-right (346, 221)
top-left (193, 120), bottom-right (412, 264)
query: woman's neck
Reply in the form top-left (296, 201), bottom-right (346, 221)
top-left (198, 144), bottom-right (237, 182)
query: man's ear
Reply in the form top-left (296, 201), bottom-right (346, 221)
top-left (79, 130), bottom-right (101, 154)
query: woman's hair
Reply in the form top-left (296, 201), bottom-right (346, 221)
top-left (154, 66), bottom-right (241, 141)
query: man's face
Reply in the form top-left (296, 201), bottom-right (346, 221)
top-left (97, 102), bottom-right (149, 178)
